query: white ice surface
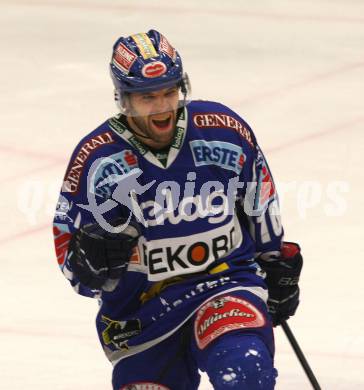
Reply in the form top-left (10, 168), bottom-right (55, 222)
top-left (1, 0), bottom-right (364, 389)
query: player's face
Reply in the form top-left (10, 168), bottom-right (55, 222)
top-left (126, 86), bottom-right (179, 148)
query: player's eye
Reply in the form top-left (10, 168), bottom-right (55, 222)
top-left (141, 95), bottom-right (154, 102)
top-left (165, 89), bottom-right (178, 97)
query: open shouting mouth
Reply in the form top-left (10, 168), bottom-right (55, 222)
top-left (151, 113), bottom-right (173, 131)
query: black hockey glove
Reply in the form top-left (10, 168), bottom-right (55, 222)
top-left (256, 242), bottom-right (303, 327)
top-left (67, 218), bottom-right (140, 289)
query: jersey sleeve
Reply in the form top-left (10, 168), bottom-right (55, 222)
top-left (238, 142), bottom-right (284, 261)
top-left (53, 129), bottom-right (129, 298)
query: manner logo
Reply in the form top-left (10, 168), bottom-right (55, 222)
top-left (142, 61), bottom-right (167, 78)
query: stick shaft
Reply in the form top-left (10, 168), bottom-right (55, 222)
top-left (281, 320), bottom-right (321, 390)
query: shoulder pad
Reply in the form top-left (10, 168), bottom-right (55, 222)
top-left (63, 127), bottom-right (116, 194)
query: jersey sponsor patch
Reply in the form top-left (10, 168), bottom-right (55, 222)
top-left (113, 43), bottom-right (138, 74)
top-left (129, 136), bottom-right (149, 155)
top-left (91, 150), bottom-right (138, 200)
top-left (140, 188), bottom-right (229, 227)
top-left (101, 315), bottom-right (141, 350)
top-left (54, 195), bottom-right (73, 223)
top-left (171, 126), bottom-right (184, 149)
top-left (193, 112), bottom-right (254, 147)
top-left (53, 224), bottom-right (72, 266)
top-left (190, 140), bottom-right (245, 174)
top-left (130, 217), bottom-right (242, 281)
top-left (129, 246), bottom-right (141, 265)
top-left (121, 383), bottom-right (170, 390)
top-left (254, 148), bottom-right (276, 209)
top-left (194, 295), bottom-right (266, 349)
top-left (63, 132), bottom-right (115, 194)
top-left (108, 116), bottom-right (129, 135)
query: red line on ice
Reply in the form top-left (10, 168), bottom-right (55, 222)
top-left (2, 115), bottom-right (364, 247)
top-left (1, 48), bottom-right (363, 246)
top-left (4, 161), bottom-right (65, 183)
top-left (0, 144), bottom-right (65, 163)
top-left (0, 222), bottom-right (52, 245)
top-left (234, 61), bottom-right (364, 108)
top-left (0, 326), bottom-right (93, 340)
top-left (266, 116), bottom-right (364, 153)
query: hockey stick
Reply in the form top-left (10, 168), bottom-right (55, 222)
top-left (281, 320), bottom-right (321, 390)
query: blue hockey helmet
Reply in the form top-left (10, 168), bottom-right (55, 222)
top-left (110, 30), bottom-right (190, 115)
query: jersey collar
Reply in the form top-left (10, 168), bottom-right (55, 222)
top-left (108, 107), bottom-right (188, 169)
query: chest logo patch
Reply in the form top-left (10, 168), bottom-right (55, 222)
top-left (190, 140), bottom-right (245, 174)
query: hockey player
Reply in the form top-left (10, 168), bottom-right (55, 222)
top-left (53, 30), bottom-right (303, 389)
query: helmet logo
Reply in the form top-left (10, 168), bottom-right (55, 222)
top-left (142, 61), bottom-right (167, 78)
top-left (132, 33), bottom-right (158, 60)
top-left (113, 43), bottom-right (137, 74)
top-left (159, 34), bottom-right (176, 61)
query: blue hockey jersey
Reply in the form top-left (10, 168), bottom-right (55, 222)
top-left (53, 100), bottom-right (283, 364)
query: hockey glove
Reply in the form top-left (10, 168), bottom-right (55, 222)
top-left (257, 242), bottom-right (303, 326)
top-left (68, 218), bottom-right (140, 289)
